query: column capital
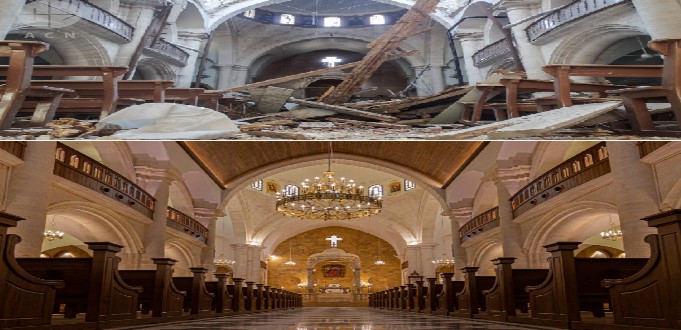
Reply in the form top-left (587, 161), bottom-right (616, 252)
top-left (486, 165), bottom-right (531, 193)
top-left (497, 0), bottom-right (541, 11)
top-left (442, 206), bottom-right (473, 219)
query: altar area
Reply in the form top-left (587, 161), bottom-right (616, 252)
top-left (319, 284), bottom-right (351, 294)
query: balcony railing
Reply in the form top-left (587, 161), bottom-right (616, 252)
top-left (637, 141), bottom-right (670, 159)
top-left (143, 37), bottom-right (190, 67)
top-left (25, 0), bottom-right (134, 42)
top-left (167, 207), bottom-right (208, 244)
top-left (0, 142), bottom-right (27, 160)
top-left (53, 143), bottom-right (155, 219)
top-left (526, 0), bottom-right (630, 44)
top-left (459, 207), bottom-right (500, 244)
top-left (472, 39), bottom-right (511, 68)
top-left (511, 142), bottom-right (611, 218)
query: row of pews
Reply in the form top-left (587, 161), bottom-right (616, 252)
top-left (370, 209), bottom-right (681, 330)
top-left (0, 213), bottom-right (302, 329)
top-left (0, 40), bottom-right (223, 129)
top-left (461, 38), bottom-right (681, 136)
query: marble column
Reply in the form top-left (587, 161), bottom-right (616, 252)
top-left (456, 32), bottom-right (485, 84)
top-left (606, 142), bottom-right (658, 257)
top-left (136, 168), bottom-right (172, 267)
top-left (176, 32), bottom-right (206, 88)
top-left (493, 166), bottom-right (531, 268)
top-left (631, 0), bottom-right (681, 40)
top-left (499, 0), bottom-right (551, 80)
top-left (0, 0), bottom-right (26, 39)
top-left (6, 142), bottom-right (56, 257)
top-left (113, 3), bottom-right (157, 72)
top-left (443, 207), bottom-right (472, 280)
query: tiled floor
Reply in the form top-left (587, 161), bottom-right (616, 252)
top-left (121, 307), bottom-right (557, 329)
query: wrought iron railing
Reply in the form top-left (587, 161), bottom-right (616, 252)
top-left (0, 142), bottom-right (27, 160)
top-left (53, 143), bottom-right (155, 218)
top-left (511, 142), bottom-right (611, 218)
top-left (472, 39), bottom-right (511, 68)
top-left (459, 207), bottom-right (500, 243)
top-left (25, 0), bottom-right (134, 42)
top-left (526, 0), bottom-right (630, 43)
top-left (167, 207), bottom-right (208, 244)
top-left (143, 37), bottom-right (190, 67)
top-left (637, 141), bottom-right (670, 159)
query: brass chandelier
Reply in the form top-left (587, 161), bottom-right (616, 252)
top-left (276, 142), bottom-right (382, 221)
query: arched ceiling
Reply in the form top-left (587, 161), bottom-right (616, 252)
top-left (180, 141), bottom-right (486, 189)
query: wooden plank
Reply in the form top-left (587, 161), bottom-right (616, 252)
top-left (256, 87), bottom-right (295, 113)
top-left (328, 118), bottom-right (411, 129)
top-left (288, 98), bottom-right (400, 122)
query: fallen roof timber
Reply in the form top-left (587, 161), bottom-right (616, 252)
top-left (287, 98), bottom-right (400, 122)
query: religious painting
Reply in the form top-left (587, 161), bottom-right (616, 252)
top-left (323, 264), bottom-right (346, 278)
top-left (266, 181), bottom-right (279, 194)
top-left (389, 181), bottom-right (401, 194)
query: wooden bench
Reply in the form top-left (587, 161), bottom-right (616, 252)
top-left (480, 258), bottom-right (548, 322)
top-left (399, 285), bottom-right (408, 310)
top-left (423, 278), bottom-right (442, 313)
top-left (165, 88), bottom-right (206, 106)
top-left (228, 278), bottom-right (247, 313)
top-left (16, 242), bottom-right (143, 326)
top-left (0, 212), bottom-right (64, 329)
top-left (118, 258), bottom-right (186, 318)
top-left (452, 267), bottom-right (495, 318)
top-left (243, 281), bottom-right (257, 312)
top-left (522, 242), bottom-right (648, 328)
top-left (433, 273), bottom-right (465, 316)
top-left (406, 283), bottom-right (417, 312)
top-left (607, 39), bottom-right (681, 134)
top-left (204, 274), bottom-right (233, 314)
top-left (172, 268), bottom-right (214, 315)
top-left (414, 280), bottom-right (427, 312)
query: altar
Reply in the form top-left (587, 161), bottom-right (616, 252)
top-left (320, 284), bottom-right (351, 294)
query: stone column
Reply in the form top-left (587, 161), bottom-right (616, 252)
top-left (631, 0), bottom-right (681, 40)
top-left (411, 65), bottom-right (432, 96)
top-left (175, 32), bottom-right (206, 88)
top-left (231, 243), bottom-right (248, 279)
top-left (493, 166), bottom-right (531, 268)
top-left (136, 166), bottom-right (173, 267)
top-left (6, 142), bottom-right (56, 257)
top-left (456, 32), bottom-right (485, 84)
top-left (307, 268), bottom-right (315, 293)
top-left (353, 267), bottom-right (361, 293)
top-left (405, 244), bottom-right (422, 281)
top-left (606, 142), bottom-right (658, 257)
top-left (216, 65), bottom-right (233, 89)
top-left (443, 207), bottom-right (472, 280)
top-left (113, 4), bottom-right (157, 71)
top-left (499, 0), bottom-right (551, 80)
top-left (247, 244), bottom-right (264, 282)
top-left (197, 206), bottom-right (220, 266)
top-left (0, 0), bottom-right (25, 39)
top-left (429, 65), bottom-right (446, 94)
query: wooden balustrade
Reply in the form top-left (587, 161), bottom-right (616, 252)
top-left (53, 143), bottom-right (155, 218)
top-left (0, 142), bottom-right (26, 160)
top-left (166, 207), bottom-right (209, 244)
top-left (472, 39), bottom-right (511, 68)
top-left (144, 37), bottom-right (190, 67)
top-left (25, 0), bottom-right (134, 42)
top-left (526, 0), bottom-right (630, 43)
top-left (459, 207), bottom-right (500, 244)
top-left (637, 141), bottom-right (670, 158)
top-left (511, 142), bottom-right (610, 218)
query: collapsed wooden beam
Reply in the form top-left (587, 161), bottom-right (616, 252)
top-left (287, 98), bottom-right (400, 122)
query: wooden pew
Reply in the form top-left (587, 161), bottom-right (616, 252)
top-left (406, 283), bottom-right (416, 312)
top-left (399, 285), bottom-right (407, 310)
top-left (391, 287), bottom-right (400, 310)
top-left (0, 212), bottom-right (64, 329)
top-left (576, 210), bottom-right (681, 330)
top-left (523, 242), bottom-right (648, 328)
top-left (16, 242), bottom-right (143, 326)
top-left (479, 257), bottom-right (548, 322)
top-left (423, 278), bottom-right (442, 313)
top-left (262, 286), bottom-right (271, 310)
top-left (205, 273), bottom-right (233, 314)
top-left (434, 273), bottom-right (465, 316)
top-left (414, 280), bottom-right (427, 312)
top-left (608, 39), bottom-right (681, 134)
top-left (0, 41), bottom-right (77, 129)
top-left (165, 88), bottom-right (206, 106)
top-left (118, 258), bottom-right (186, 318)
top-left (255, 284), bottom-right (264, 311)
top-left (228, 278), bottom-right (247, 313)
top-left (453, 267), bottom-right (496, 318)
top-left (243, 281), bottom-right (257, 312)
top-left (172, 268), bottom-right (214, 315)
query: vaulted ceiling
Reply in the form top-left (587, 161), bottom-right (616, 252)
top-left (180, 141), bottom-right (486, 189)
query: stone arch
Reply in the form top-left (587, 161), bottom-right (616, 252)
top-left (134, 58), bottom-right (177, 81)
top-left (168, 180), bottom-right (196, 217)
top-left (523, 200), bottom-right (619, 267)
top-left (470, 239), bottom-right (503, 275)
top-left (549, 24), bottom-right (648, 65)
top-left (6, 27), bottom-right (112, 66)
top-left (165, 239), bottom-right (198, 276)
top-left (307, 248), bottom-right (361, 269)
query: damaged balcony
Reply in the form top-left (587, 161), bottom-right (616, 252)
top-left (143, 37), bottom-right (190, 67)
top-left (472, 39), bottom-right (512, 68)
top-left (25, 0), bottom-right (134, 43)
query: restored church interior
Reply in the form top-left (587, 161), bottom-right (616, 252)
top-left (0, 0), bottom-right (680, 139)
top-left (0, 141), bottom-right (680, 329)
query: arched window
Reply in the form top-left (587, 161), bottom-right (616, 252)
top-left (368, 185), bottom-right (383, 198)
top-left (284, 184), bottom-right (299, 196)
top-left (404, 180), bottom-right (415, 191)
top-left (243, 9), bottom-right (256, 19)
top-left (324, 17), bottom-right (341, 27)
top-left (251, 180), bottom-right (263, 191)
top-left (369, 14), bottom-right (385, 25)
top-left (280, 14), bottom-right (295, 25)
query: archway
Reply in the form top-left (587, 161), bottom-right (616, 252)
top-left (305, 79), bottom-right (344, 98)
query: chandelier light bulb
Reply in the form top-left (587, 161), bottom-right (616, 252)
top-left (43, 215), bottom-right (65, 241)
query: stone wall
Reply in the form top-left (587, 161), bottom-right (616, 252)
top-left (268, 226), bottom-right (402, 292)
